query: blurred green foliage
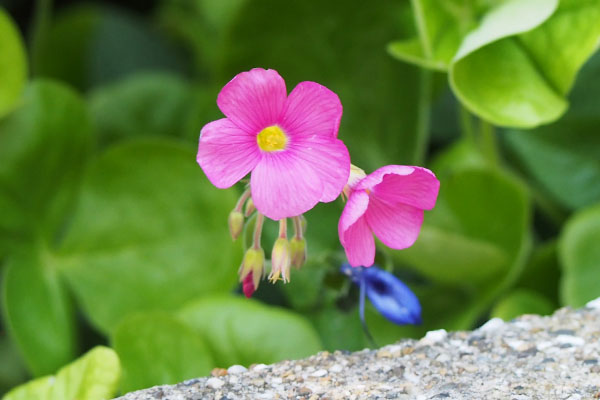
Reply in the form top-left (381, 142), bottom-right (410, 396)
top-left (1, 0), bottom-right (600, 397)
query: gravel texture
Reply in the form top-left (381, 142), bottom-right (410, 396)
top-left (115, 298), bottom-right (600, 399)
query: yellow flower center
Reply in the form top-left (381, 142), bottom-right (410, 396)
top-left (257, 126), bottom-right (287, 152)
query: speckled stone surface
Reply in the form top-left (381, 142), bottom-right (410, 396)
top-left (115, 298), bottom-right (600, 400)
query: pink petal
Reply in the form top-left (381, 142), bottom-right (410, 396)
top-left (250, 152), bottom-right (323, 220)
top-left (280, 81), bottom-right (343, 138)
top-left (343, 217), bottom-right (375, 267)
top-left (338, 190), bottom-right (375, 267)
top-left (217, 68), bottom-right (287, 133)
top-left (365, 195), bottom-right (424, 250)
top-left (291, 136), bottom-right (350, 202)
top-left (338, 190), bottom-right (370, 244)
top-left (356, 165), bottom-right (439, 210)
top-left (197, 118), bottom-right (261, 188)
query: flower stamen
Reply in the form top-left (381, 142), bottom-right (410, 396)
top-left (257, 126), bottom-right (287, 152)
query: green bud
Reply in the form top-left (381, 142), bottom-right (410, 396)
top-left (228, 210), bottom-right (244, 240)
top-left (290, 237), bottom-right (307, 269)
top-left (244, 197), bottom-right (256, 217)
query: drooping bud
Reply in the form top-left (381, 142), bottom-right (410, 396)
top-left (244, 197), bottom-right (256, 217)
top-left (269, 238), bottom-right (291, 283)
top-left (228, 210), bottom-right (244, 240)
top-left (290, 236), bottom-right (307, 269)
top-left (239, 247), bottom-right (264, 291)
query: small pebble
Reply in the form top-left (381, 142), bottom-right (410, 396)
top-left (206, 377), bottom-right (224, 389)
top-left (312, 369), bottom-right (328, 377)
top-left (227, 365), bottom-right (247, 374)
top-left (421, 329), bottom-right (447, 345)
top-left (479, 318), bottom-right (504, 332)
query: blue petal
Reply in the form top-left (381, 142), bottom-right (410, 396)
top-left (362, 266), bottom-right (421, 325)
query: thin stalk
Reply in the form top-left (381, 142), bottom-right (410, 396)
top-left (234, 188), bottom-right (252, 212)
top-left (278, 218), bottom-right (287, 239)
top-left (292, 216), bottom-right (303, 239)
top-left (30, 0), bottom-right (53, 77)
top-left (412, 69), bottom-right (433, 165)
top-left (459, 104), bottom-right (475, 144)
top-left (359, 279), bottom-right (377, 348)
top-left (479, 119), bottom-right (499, 166)
top-left (252, 213), bottom-right (264, 249)
top-left (410, 0), bottom-right (432, 59)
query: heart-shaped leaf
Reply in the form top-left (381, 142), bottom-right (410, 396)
top-left (58, 139), bottom-right (242, 333)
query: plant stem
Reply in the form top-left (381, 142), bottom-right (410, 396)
top-left (479, 119), bottom-right (499, 166)
top-left (411, 0), bottom-right (432, 59)
top-left (252, 213), bottom-right (264, 249)
top-left (30, 0), bottom-right (53, 77)
top-left (459, 104), bottom-right (475, 144)
top-left (413, 69), bottom-right (433, 165)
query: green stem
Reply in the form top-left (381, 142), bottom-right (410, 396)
top-left (411, 0), bottom-right (432, 59)
top-left (412, 69), bottom-right (433, 165)
top-left (459, 104), bottom-right (475, 144)
top-left (479, 119), bottom-right (499, 166)
top-left (30, 0), bottom-right (53, 77)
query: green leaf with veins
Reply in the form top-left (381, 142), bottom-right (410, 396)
top-left (58, 139), bottom-right (242, 334)
top-left (2, 347), bottom-right (120, 400)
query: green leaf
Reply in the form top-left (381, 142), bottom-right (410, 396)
top-left (35, 4), bottom-right (187, 91)
top-left (2, 346), bottom-right (120, 400)
top-left (450, 0), bottom-right (600, 128)
top-left (0, 8), bottom-right (27, 118)
top-left (503, 51), bottom-right (600, 210)
top-left (58, 139), bottom-right (242, 333)
top-left (394, 167), bottom-right (530, 287)
top-left (387, 0), bottom-right (473, 71)
top-left (112, 312), bottom-right (213, 393)
top-left (89, 72), bottom-right (196, 145)
top-left (559, 203), bottom-right (600, 307)
top-left (2, 247), bottom-right (77, 376)
top-left (178, 296), bottom-right (322, 367)
top-left (491, 289), bottom-right (554, 321)
top-left (0, 80), bottom-right (91, 255)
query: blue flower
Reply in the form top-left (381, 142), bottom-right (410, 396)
top-left (341, 263), bottom-right (421, 325)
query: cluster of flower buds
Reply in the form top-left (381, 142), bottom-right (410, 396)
top-left (229, 188), bottom-right (307, 297)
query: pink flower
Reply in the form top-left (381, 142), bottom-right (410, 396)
top-left (197, 68), bottom-right (350, 220)
top-left (339, 165), bottom-right (440, 267)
